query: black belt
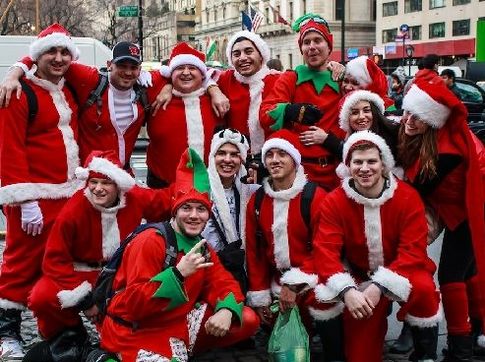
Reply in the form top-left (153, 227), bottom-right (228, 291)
top-left (301, 156), bottom-right (335, 167)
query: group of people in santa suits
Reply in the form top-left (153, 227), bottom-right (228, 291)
top-left (0, 10), bottom-right (483, 362)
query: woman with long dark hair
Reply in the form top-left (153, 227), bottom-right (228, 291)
top-left (398, 77), bottom-right (485, 361)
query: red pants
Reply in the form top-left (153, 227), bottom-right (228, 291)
top-left (0, 199), bottom-right (67, 308)
top-left (345, 270), bottom-right (440, 362)
top-left (28, 274), bottom-right (98, 339)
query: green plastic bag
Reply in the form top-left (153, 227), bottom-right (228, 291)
top-left (267, 306), bottom-right (310, 362)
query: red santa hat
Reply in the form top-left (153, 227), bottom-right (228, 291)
top-left (345, 56), bottom-right (394, 108)
top-left (402, 77), bottom-right (460, 129)
top-left (29, 23), bottom-right (80, 61)
top-left (261, 129), bottom-right (302, 167)
top-left (225, 30), bottom-right (270, 68)
top-left (171, 148), bottom-right (212, 215)
top-left (74, 150), bottom-right (135, 192)
top-left (338, 90), bottom-right (385, 132)
top-left (340, 130), bottom-right (395, 176)
top-left (292, 14), bottom-right (333, 53)
top-left (160, 42), bottom-right (207, 79)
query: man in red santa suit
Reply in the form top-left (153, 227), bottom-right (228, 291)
top-left (0, 23), bottom-right (82, 359)
top-left (98, 148), bottom-right (259, 362)
top-left (21, 150), bottom-right (173, 362)
top-left (146, 42), bottom-right (222, 188)
top-left (259, 14), bottom-right (346, 191)
top-left (245, 129), bottom-right (344, 362)
top-left (314, 131), bottom-right (441, 362)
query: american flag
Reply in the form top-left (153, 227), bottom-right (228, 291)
top-left (249, 5), bottom-right (264, 33)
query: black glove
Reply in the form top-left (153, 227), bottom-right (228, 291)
top-left (284, 103), bottom-right (323, 126)
top-left (240, 152), bottom-right (269, 185)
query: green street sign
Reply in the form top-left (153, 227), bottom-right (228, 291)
top-left (118, 5), bottom-right (139, 17)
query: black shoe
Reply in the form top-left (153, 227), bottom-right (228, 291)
top-left (409, 325), bottom-right (438, 361)
top-left (22, 341), bottom-right (53, 362)
top-left (442, 334), bottom-right (473, 362)
top-left (390, 322), bottom-right (414, 354)
top-left (85, 347), bottom-right (119, 362)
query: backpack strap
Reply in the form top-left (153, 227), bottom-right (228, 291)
top-left (300, 181), bottom-right (317, 252)
top-left (254, 187), bottom-right (266, 251)
top-left (133, 83), bottom-right (151, 124)
top-left (19, 79), bottom-right (37, 123)
top-left (159, 221), bottom-right (178, 269)
top-left (81, 71), bottom-right (109, 116)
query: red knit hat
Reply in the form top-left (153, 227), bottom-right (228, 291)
top-left (402, 77), bottom-right (461, 129)
top-left (30, 23), bottom-right (80, 61)
top-left (171, 148), bottom-right (212, 215)
top-left (160, 42), bottom-right (207, 78)
top-left (292, 14), bottom-right (333, 53)
top-left (75, 150), bottom-right (135, 192)
top-left (261, 129), bottom-right (302, 166)
top-left (345, 56), bottom-right (394, 108)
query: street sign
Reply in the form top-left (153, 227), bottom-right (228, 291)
top-left (400, 24), bottom-right (409, 33)
top-left (118, 5), bottom-right (139, 17)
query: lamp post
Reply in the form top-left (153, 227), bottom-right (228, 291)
top-left (406, 45), bottom-right (414, 76)
top-left (399, 24), bottom-right (409, 67)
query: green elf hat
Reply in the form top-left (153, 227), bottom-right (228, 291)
top-left (171, 148), bottom-right (212, 215)
top-left (292, 13), bottom-right (333, 53)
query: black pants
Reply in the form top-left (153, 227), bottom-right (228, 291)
top-left (146, 169), bottom-right (169, 189)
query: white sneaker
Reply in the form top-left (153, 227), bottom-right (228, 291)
top-left (0, 337), bottom-right (24, 360)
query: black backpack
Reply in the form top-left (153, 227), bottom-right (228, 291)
top-left (92, 221), bottom-right (177, 330)
top-left (254, 181), bottom-right (317, 252)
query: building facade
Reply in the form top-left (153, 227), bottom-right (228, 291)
top-left (196, 0), bottom-right (377, 69)
top-left (376, 0), bottom-right (485, 67)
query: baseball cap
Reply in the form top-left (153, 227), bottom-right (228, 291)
top-left (112, 41), bottom-right (142, 64)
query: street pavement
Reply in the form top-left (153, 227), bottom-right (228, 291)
top-left (0, 232), bottom-right (469, 362)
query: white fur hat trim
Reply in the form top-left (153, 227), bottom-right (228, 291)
top-left (339, 90), bottom-right (385, 132)
top-left (226, 30), bottom-right (270, 68)
top-left (402, 84), bottom-right (450, 129)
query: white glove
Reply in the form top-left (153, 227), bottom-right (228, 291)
top-left (137, 69), bottom-right (153, 87)
top-left (21, 201), bottom-right (43, 236)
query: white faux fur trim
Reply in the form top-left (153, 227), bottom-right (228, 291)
top-left (342, 172), bottom-right (397, 208)
top-left (26, 65), bottom-right (80, 181)
top-left (262, 167), bottom-right (307, 270)
top-left (0, 298), bottom-right (26, 310)
top-left (246, 289), bottom-right (272, 307)
top-left (173, 88), bottom-right (206, 159)
top-left (402, 84), bottom-right (450, 129)
top-left (209, 129), bottom-right (249, 163)
top-left (405, 304), bottom-right (442, 328)
top-left (0, 180), bottom-right (83, 205)
top-left (78, 157), bottom-right (135, 192)
top-left (29, 32), bottom-right (80, 61)
top-left (315, 273), bottom-right (357, 302)
top-left (308, 303), bottom-right (345, 321)
top-left (371, 266), bottom-right (411, 302)
top-left (280, 268), bottom-right (318, 289)
top-left (342, 130), bottom-right (395, 173)
top-left (226, 30), bottom-right (270, 67)
top-left (57, 281), bottom-right (92, 309)
top-left (345, 56), bottom-right (371, 86)
top-left (478, 335), bottom-right (485, 348)
top-left (339, 90), bottom-right (385, 132)
top-left (262, 139), bottom-right (301, 167)
top-left (169, 54), bottom-right (207, 78)
top-left (364, 205), bottom-right (384, 270)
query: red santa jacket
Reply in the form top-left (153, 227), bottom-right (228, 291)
top-left (0, 73), bottom-right (81, 205)
top-left (146, 87), bottom-right (221, 183)
top-left (259, 67), bottom-right (345, 189)
top-left (100, 228), bottom-right (244, 360)
top-left (42, 185), bottom-right (172, 309)
top-left (313, 176), bottom-right (436, 304)
top-left (217, 68), bottom-right (279, 153)
top-left (18, 58), bottom-right (149, 166)
top-left (245, 168), bottom-right (338, 320)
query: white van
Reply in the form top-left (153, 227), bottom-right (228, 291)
top-left (0, 35), bottom-right (111, 79)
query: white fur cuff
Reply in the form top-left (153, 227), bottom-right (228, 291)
top-left (371, 266), bottom-right (411, 302)
top-left (0, 298), bottom-right (26, 311)
top-left (246, 289), bottom-right (272, 307)
top-left (280, 268), bottom-right (318, 289)
top-left (315, 272), bottom-right (356, 302)
top-left (308, 303), bottom-right (345, 321)
top-left (57, 281), bottom-right (92, 309)
top-left (405, 304), bottom-right (442, 328)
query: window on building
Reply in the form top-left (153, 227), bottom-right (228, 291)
top-left (430, 0), bottom-right (445, 8)
top-left (405, 0), bottom-right (422, 13)
top-left (335, 0), bottom-right (344, 20)
top-left (382, 28), bottom-right (398, 43)
top-left (453, 0), bottom-right (471, 4)
top-left (429, 22), bottom-right (445, 38)
top-left (222, 6), bottom-right (226, 19)
top-left (289, 2), bottom-right (293, 22)
top-left (453, 19), bottom-right (470, 36)
top-left (410, 25), bottom-right (422, 40)
top-left (206, 10), bottom-right (209, 23)
top-left (214, 8), bottom-right (217, 22)
top-left (383, 2), bottom-right (398, 16)
top-left (303, 0), bottom-right (307, 14)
